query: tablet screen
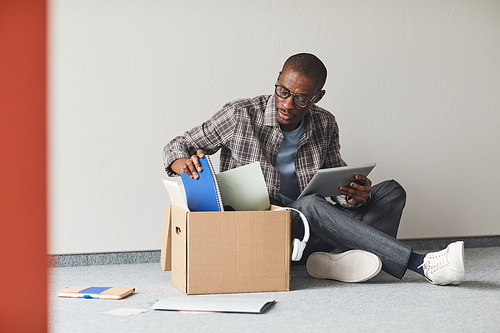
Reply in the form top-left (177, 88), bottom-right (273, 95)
top-left (297, 163), bottom-right (376, 199)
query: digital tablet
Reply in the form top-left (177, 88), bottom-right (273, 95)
top-left (297, 163), bottom-right (376, 199)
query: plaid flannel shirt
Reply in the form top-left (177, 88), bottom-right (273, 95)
top-left (163, 94), bottom-right (348, 205)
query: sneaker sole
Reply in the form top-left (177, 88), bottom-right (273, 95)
top-left (306, 250), bottom-right (382, 283)
top-left (449, 241), bottom-right (465, 285)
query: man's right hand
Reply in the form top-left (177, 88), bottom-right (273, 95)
top-left (171, 149), bottom-right (205, 179)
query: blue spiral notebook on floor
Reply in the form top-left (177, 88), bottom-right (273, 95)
top-left (180, 156), bottom-right (224, 212)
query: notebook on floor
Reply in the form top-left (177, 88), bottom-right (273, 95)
top-left (57, 287), bottom-right (135, 300)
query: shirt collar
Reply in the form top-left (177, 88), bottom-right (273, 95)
top-left (264, 94), bottom-right (280, 127)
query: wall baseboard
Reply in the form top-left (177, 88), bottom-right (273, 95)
top-left (401, 235), bottom-right (500, 251)
top-left (50, 250), bottom-right (161, 268)
top-left (49, 235), bottom-right (500, 268)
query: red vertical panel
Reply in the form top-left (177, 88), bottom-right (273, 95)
top-left (0, 0), bottom-right (48, 332)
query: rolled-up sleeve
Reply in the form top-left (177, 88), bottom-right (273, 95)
top-left (163, 105), bottom-right (235, 177)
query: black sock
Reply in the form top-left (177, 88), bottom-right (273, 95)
top-left (406, 251), bottom-right (426, 276)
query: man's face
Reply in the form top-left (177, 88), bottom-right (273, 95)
top-left (274, 67), bottom-right (324, 132)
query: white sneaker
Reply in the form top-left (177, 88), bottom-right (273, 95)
top-left (306, 250), bottom-right (382, 283)
top-left (419, 241), bottom-right (465, 285)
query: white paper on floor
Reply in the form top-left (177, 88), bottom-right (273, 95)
top-left (103, 308), bottom-right (149, 316)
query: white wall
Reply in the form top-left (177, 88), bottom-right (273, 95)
top-left (49, 0), bottom-right (500, 254)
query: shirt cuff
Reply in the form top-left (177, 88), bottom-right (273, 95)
top-left (333, 193), bottom-right (371, 209)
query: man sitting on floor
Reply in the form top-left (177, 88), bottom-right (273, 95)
top-left (163, 53), bottom-right (465, 286)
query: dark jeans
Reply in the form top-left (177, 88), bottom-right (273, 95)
top-left (287, 180), bottom-right (412, 279)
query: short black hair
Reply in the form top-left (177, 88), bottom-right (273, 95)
top-left (282, 53), bottom-right (327, 90)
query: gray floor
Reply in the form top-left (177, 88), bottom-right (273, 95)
top-left (50, 247), bottom-right (500, 333)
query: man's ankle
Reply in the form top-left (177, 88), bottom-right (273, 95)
top-left (407, 251), bottom-right (425, 276)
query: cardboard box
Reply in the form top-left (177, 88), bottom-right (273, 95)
top-left (161, 205), bottom-right (291, 295)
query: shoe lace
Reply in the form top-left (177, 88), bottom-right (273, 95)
top-left (418, 250), bottom-right (449, 274)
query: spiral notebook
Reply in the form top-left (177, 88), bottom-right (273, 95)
top-left (180, 156), bottom-right (224, 212)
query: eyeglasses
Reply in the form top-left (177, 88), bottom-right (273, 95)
top-left (275, 84), bottom-right (317, 108)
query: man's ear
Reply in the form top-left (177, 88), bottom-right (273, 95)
top-left (314, 90), bottom-right (326, 103)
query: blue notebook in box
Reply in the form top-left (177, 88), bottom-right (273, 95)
top-left (180, 156), bottom-right (224, 212)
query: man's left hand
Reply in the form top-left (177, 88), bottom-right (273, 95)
top-left (340, 175), bottom-right (372, 205)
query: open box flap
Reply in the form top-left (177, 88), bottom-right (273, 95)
top-left (161, 205), bottom-right (172, 271)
